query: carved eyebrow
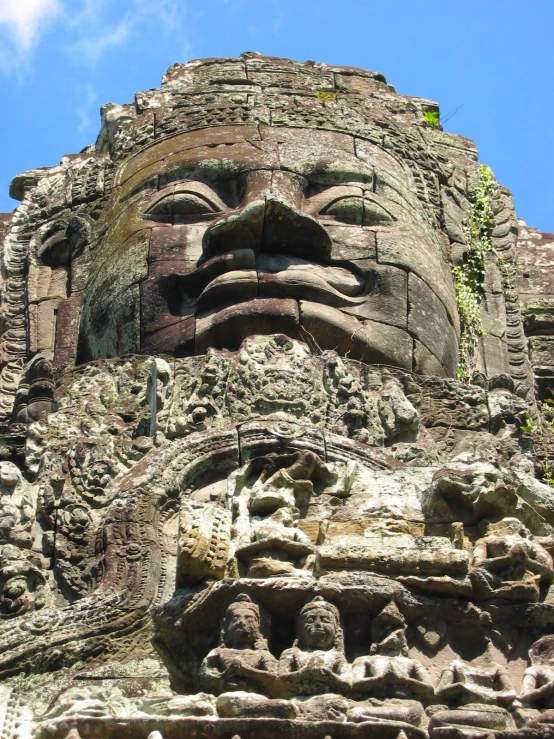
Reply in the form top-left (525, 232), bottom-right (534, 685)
top-left (123, 160), bottom-right (248, 202)
top-left (144, 181), bottom-right (228, 213)
top-left (299, 163), bottom-right (374, 186)
top-left (159, 158), bottom-right (247, 184)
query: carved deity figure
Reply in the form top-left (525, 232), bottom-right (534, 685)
top-left (230, 452), bottom-right (330, 577)
top-left (278, 596), bottom-right (350, 695)
top-left (471, 517), bottom-right (554, 601)
top-left (0, 544), bottom-right (48, 618)
top-left (435, 659), bottom-right (515, 706)
top-left (348, 603), bottom-right (432, 728)
top-left (519, 635), bottom-right (554, 710)
top-left (247, 507), bottom-right (312, 548)
top-left (0, 462), bottom-right (35, 548)
top-left (201, 594), bottom-right (277, 694)
top-left (428, 658), bottom-right (516, 736)
top-left (247, 451), bottom-right (334, 515)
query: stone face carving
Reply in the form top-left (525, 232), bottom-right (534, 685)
top-left (278, 596), bottom-right (350, 696)
top-left (1, 53), bottom-right (554, 739)
top-left (201, 594), bottom-right (278, 694)
top-left (351, 603), bottom-right (434, 702)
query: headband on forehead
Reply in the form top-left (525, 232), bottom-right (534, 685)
top-left (300, 596), bottom-right (340, 622)
top-left (225, 593), bottom-right (260, 621)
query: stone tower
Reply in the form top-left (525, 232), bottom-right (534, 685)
top-left (0, 53), bottom-right (554, 738)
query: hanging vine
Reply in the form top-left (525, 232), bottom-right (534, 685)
top-left (520, 395), bottom-right (554, 486)
top-left (453, 164), bottom-right (499, 378)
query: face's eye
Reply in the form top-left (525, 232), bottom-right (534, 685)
top-left (363, 201), bottom-right (394, 226)
top-left (321, 197), bottom-right (394, 226)
top-left (145, 191), bottom-right (220, 222)
top-left (322, 197), bottom-right (364, 225)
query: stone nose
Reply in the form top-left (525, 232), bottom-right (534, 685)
top-left (262, 198), bottom-right (332, 262)
top-left (202, 172), bottom-right (332, 262)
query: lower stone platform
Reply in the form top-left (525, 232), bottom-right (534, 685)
top-left (37, 717), bottom-right (428, 739)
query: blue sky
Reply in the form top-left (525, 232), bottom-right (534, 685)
top-left (0, 0), bottom-right (552, 231)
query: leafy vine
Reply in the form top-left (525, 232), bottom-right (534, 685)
top-left (452, 164), bottom-right (514, 378)
top-left (520, 395), bottom-right (554, 486)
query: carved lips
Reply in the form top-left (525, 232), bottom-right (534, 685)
top-left (162, 249), bottom-right (371, 316)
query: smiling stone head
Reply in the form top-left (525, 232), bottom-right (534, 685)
top-left (4, 53), bottom-right (521, 401)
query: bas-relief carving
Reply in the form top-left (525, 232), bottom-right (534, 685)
top-left (0, 53), bottom-right (554, 739)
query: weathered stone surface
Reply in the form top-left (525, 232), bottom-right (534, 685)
top-left (300, 301), bottom-right (412, 367)
top-left (196, 298), bottom-right (300, 354)
top-left (1, 53), bottom-right (554, 739)
top-left (408, 273), bottom-right (458, 375)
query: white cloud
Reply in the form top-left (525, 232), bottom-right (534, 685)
top-left (65, 0), bottom-right (188, 66)
top-left (0, 0), bottom-right (189, 74)
top-left (68, 18), bottom-right (130, 65)
top-left (0, 0), bottom-right (61, 50)
top-left (76, 84), bottom-right (97, 135)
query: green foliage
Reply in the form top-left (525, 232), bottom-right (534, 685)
top-left (518, 395), bottom-right (554, 486)
top-left (316, 90), bottom-right (339, 105)
top-left (539, 398), bottom-right (554, 486)
top-left (453, 165), bottom-right (519, 378)
top-left (453, 165), bottom-right (498, 378)
top-left (520, 412), bottom-right (538, 435)
top-left (543, 458), bottom-right (554, 487)
top-left (423, 110), bottom-right (440, 128)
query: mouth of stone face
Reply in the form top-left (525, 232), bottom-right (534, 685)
top-left (163, 250), bottom-right (371, 316)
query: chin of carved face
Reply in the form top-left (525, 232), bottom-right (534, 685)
top-left (301, 609), bottom-right (336, 650)
top-left (78, 126), bottom-right (459, 375)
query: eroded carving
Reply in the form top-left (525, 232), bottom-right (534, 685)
top-left (0, 52), bottom-right (553, 739)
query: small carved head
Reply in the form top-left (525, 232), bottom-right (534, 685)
top-left (370, 601), bottom-right (409, 656)
top-left (483, 517), bottom-right (528, 538)
top-left (0, 462), bottom-right (22, 493)
top-left (297, 596), bottom-right (344, 652)
top-left (529, 635), bottom-right (554, 667)
top-left (220, 593), bottom-right (267, 649)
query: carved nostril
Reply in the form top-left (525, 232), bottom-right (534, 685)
top-left (202, 200), bottom-right (265, 257)
top-left (262, 199), bottom-right (332, 262)
top-left (203, 197), bottom-right (332, 262)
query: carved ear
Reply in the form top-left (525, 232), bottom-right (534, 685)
top-left (36, 216), bottom-right (90, 267)
top-left (67, 216), bottom-right (91, 260)
top-left (37, 220), bottom-right (71, 267)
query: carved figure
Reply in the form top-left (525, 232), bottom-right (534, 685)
top-left (0, 545), bottom-right (48, 618)
top-left (429, 659), bottom-right (516, 736)
top-left (248, 451), bottom-right (334, 514)
top-left (278, 596), bottom-right (350, 695)
top-left (471, 517), bottom-right (554, 601)
top-left (201, 594), bottom-right (278, 694)
top-left (519, 635), bottom-right (554, 709)
top-left (230, 451), bottom-right (331, 576)
top-left (351, 603), bottom-right (433, 701)
top-left (0, 462), bottom-right (35, 548)
top-left (435, 659), bottom-right (515, 707)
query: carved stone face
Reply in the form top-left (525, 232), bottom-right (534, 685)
top-left (224, 605), bottom-right (260, 648)
top-left (77, 125), bottom-right (458, 375)
top-left (300, 605), bottom-right (337, 650)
